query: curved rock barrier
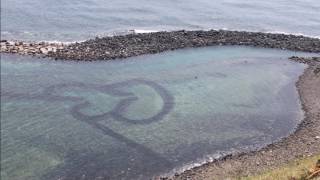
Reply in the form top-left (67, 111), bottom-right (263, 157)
top-left (1, 30), bottom-right (320, 60)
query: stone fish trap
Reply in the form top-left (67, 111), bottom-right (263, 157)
top-left (43, 79), bottom-right (174, 125)
top-left (3, 79), bottom-right (176, 175)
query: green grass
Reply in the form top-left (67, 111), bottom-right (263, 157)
top-left (238, 154), bottom-right (320, 180)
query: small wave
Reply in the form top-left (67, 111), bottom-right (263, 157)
top-left (2, 29), bottom-right (319, 45)
top-left (42, 40), bottom-right (81, 45)
top-left (160, 141), bottom-right (273, 179)
top-left (161, 148), bottom-right (246, 178)
top-left (266, 31), bottom-right (320, 39)
top-left (129, 29), bottom-right (159, 34)
top-left (164, 151), bottom-right (228, 177)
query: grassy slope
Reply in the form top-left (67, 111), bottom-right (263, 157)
top-left (238, 154), bottom-right (320, 180)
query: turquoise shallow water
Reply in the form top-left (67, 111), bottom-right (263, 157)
top-left (1, 0), bottom-right (320, 41)
top-left (0, 46), bottom-right (316, 179)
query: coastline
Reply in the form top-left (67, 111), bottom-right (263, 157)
top-left (1, 30), bottom-right (320, 179)
top-left (1, 30), bottom-right (320, 61)
top-left (168, 57), bottom-right (320, 180)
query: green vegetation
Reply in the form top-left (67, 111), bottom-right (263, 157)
top-left (238, 154), bottom-right (320, 180)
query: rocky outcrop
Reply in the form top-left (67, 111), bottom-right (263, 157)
top-left (289, 56), bottom-right (320, 75)
top-left (0, 40), bottom-right (65, 56)
top-left (289, 56), bottom-right (320, 65)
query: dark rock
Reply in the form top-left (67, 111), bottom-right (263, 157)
top-left (289, 56), bottom-right (320, 66)
top-left (314, 66), bottom-right (320, 74)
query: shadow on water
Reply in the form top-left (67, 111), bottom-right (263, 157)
top-left (3, 79), bottom-right (175, 180)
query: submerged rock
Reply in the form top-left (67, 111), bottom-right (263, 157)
top-left (40, 47), bottom-right (48, 54)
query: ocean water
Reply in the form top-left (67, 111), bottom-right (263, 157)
top-left (1, 0), bottom-right (320, 41)
top-left (1, 46), bottom-right (316, 180)
top-left (1, 1), bottom-right (320, 179)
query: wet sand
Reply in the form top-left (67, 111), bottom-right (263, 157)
top-left (169, 58), bottom-right (320, 180)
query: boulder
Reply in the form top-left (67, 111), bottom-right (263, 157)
top-left (40, 47), bottom-right (48, 54)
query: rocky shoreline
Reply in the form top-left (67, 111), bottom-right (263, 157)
top-left (1, 30), bottom-right (320, 60)
top-left (290, 56), bottom-right (320, 75)
top-left (168, 57), bottom-right (320, 180)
